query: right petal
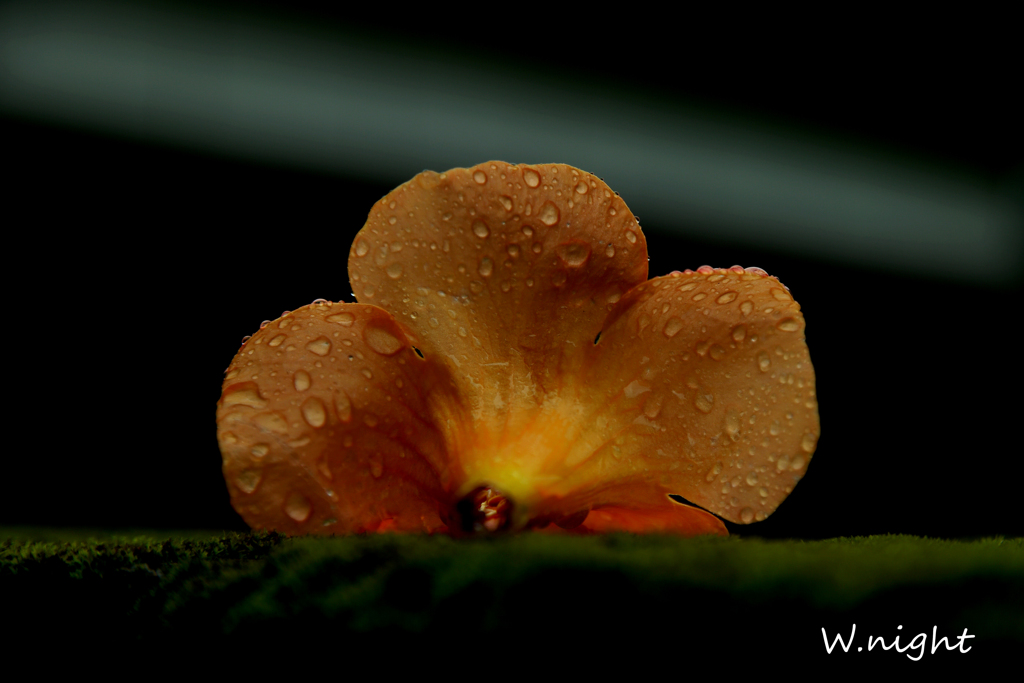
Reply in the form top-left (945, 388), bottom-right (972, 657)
top-left (216, 301), bottom-right (460, 535)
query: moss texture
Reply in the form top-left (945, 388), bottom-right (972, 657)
top-left (3, 528), bottom-right (1021, 665)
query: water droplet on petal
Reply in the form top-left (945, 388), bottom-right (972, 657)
top-left (386, 263), bottom-right (404, 279)
top-left (306, 337), bottom-right (331, 356)
top-left (237, 469), bottom-right (262, 494)
top-left (507, 244), bottom-right (520, 257)
top-left (695, 391), bottom-right (714, 413)
top-left (605, 244), bottom-right (615, 258)
top-left (522, 225), bottom-right (534, 237)
top-left (327, 312), bottom-right (355, 326)
top-left (293, 370), bottom-right (311, 391)
top-left (268, 334), bottom-right (286, 347)
top-left (740, 507), bottom-right (754, 523)
top-left (355, 239), bottom-right (370, 256)
top-left (473, 221), bottom-right (490, 238)
top-left (706, 462), bottom-right (723, 482)
top-left (364, 413), bottom-right (379, 428)
top-left (790, 455), bottom-right (806, 470)
top-left (552, 271), bottom-right (568, 287)
top-left (285, 493), bottom-right (311, 522)
top-left (478, 258), bottom-right (494, 277)
top-left (745, 471), bottom-right (758, 486)
top-left (539, 202), bottom-right (560, 226)
top-left (499, 196), bottom-right (513, 211)
top-left (469, 280), bottom-right (484, 293)
top-left (740, 301), bottom-right (754, 316)
top-left (758, 351), bottom-right (771, 372)
top-left (361, 368), bottom-right (373, 380)
top-left (473, 170), bottom-right (487, 184)
top-left (663, 317), bottom-right (685, 338)
top-left (625, 230), bottom-right (637, 244)
top-left (771, 288), bottom-right (791, 301)
top-left (335, 390), bottom-right (352, 423)
top-left (802, 433), bottom-right (818, 452)
top-left (731, 325), bottom-right (746, 342)
top-left (523, 168), bottom-right (541, 187)
top-left (253, 411), bottom-right (289, 434)
top-left (302, 397), bottom-right (326, 428)
top-left (250, 443), bottom-right (269, 458)
top-left (777, 318), bottom-right (800, 332)
top-left (555, 241), bottom-right (590, 267)
top-left (709, 344), bottom-right (726, 361)
top-left (716, 291), bottom-right (738, 304)
top-left (725, 411), bottom-right (740, 440)
top-left (364, 325), bottom-right (404, 355)
top-left (770, 420), bottom-right (781, 435)
top-left (369, 454), bottom-right (384, 478)
top-left (222, 383), bottom-right (267, 409)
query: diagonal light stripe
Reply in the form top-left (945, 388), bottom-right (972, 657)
top-left (2, 1), bottom-right (1019, 282)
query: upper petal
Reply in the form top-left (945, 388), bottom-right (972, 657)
top-left (347, 162), bottom-right (648, 433)
top-left (217, 301), bottom-right (462, 535)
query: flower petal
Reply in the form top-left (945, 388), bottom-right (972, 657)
top-left (347, 162), bottom-right (648, 431)
top-left (217, 301), bottom-right (460, 535)
top-left (547, 267), bottom-right (819, 525)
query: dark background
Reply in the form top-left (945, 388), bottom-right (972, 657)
top-left (3, 2), bottom-right (1021, 538)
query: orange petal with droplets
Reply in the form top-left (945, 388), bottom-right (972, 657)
top-left (544, 267), bottom-right (820, 525)
top-left (217, 302), bottom-right (461, 535)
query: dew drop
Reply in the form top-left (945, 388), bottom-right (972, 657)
top-left (605, 244), bottom-right (615, 257)
top-left (709, 344), bottom-right (726, 361)
top-left (335, 390), bottom-right (352, 423)
top-left (458, 326), bottom-right (467, 337)
top-left (523, 168), bottom-right (541, 187)
top-left (725, 411), bottom-right (741, 440)
top-left (552, 271), bottom-right (568, 287)
top-left (539, 202), bottom-right (560, 226)
top-left (777, 318), bottom-right (800, 332)
top-left (625, 230), bottom-right (637, 244)
top-left (695, 391), bottom-right (714, 413)
top-left (770, 420), bottom-right (781, 436)
top-left (388, 216), bottom-right (397, 225)
top-left (506, 244), bottom-right (520, 258)
top-left (473, 170), bottom-right (487, 184)
top-left (663, 317), bottom-right (685, 338)
top-left (731, 325), bottom-right (746, 342)
top-left (469, 280), bottom-right (484, 294)
top-left (771, 288), bottom-right (791, 301)
top-left (253, 411), bottom-right (289, 434)
top-left (327, 312), bottom-right (355, 326)
top-left (305, 337), bottom-right (332, 356)
top-left (532, 242), bottom-right (543, 254)
top-left (716, 291), bottom-right (738, 304)
top-left (706, 462), bottom-right (723, 482)
top-left (691, 292), bottom-right (707, 301)
top-left (478, 258), bottom-right (494, 277)
top-left (522, 225), bottom-right (534, 237)
top-left (429, 317), bottom-right (440, 327)
top-left (385, 263), bottom-right (404, 279)
top-left (790, 455), bottom-right (806, 470)
top-left (575, 180), bottom-right (589, 194)
top-left (222, 383), bottom-right (267, 409)
top-left (758, 352), bottom-right (771, 372)
top-left (555, 241), bottom-right (590, 267)
top-left (285, 493), bottom-right (311, 522)
top-left (801, 432), bottom-right (818, 452)
top-left (293, 370), bottom-right (311, 391)
top-left (499, 196), bottom-right (513, 211)
top-left (740, 507), bottom-right (754, 523)
top-left (355, 239), bottom-right (369, 257)
top-left (364, 325), bottom-right (404, 355)
top-left (364, 413), bottom-right (379, 428)
top-left (236, 469), bottom-right (262, 494)
top-left (268, 334), bottom-right (286, 347)
top-left (361, 368), bottom-right (373, 380)
top-left (740, 301), bottom-right (754, 316)
top-left (301, 397), bottom-right (326, 428)
top-left (500, 281), bottom-right (511, 293)
top-left (745, 471), bottom-right (758, 486)
top-left (362, 284), bottom-right (376, 298)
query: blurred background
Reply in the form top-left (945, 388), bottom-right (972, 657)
top-left (2, 0), bottom-right (1020, 538)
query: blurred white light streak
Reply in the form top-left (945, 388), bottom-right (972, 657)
top-left (2, 1), bottom-right (1019, 282)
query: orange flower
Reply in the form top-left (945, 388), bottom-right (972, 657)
top-left (217, 163), bottom-right (819, 536)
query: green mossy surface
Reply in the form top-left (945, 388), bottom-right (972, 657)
top-left (3, 528), bottom-right (1021, 663)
